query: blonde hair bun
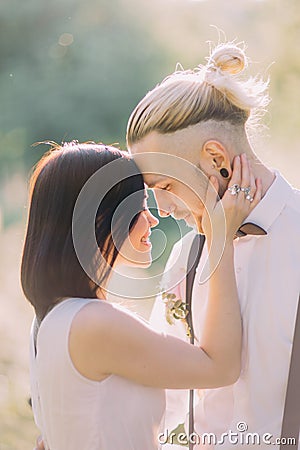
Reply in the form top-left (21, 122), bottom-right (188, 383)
top-left (207, 43), bottom-right (247, 75)
top-left (127, 40), bottom-right (270, 146)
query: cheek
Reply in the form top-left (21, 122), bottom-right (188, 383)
top-left (154, 190), bottom-right (170, 207)
top-left (192, 192), bottom-right (205, 214)
top-left (176, 186), bottom-right (205, 213)
top-left (130, 215), bottom-right (148, 243)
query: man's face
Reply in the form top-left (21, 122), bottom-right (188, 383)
top-left (130, 130), bottom-right (211, 230)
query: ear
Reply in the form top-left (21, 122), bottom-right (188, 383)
top-left (200, 140), bottom-right (232, 177)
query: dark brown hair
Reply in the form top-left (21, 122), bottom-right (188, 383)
top-left (21, 142), bottom-right (144, 320)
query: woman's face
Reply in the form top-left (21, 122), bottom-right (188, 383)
top-left (117, 193), bottom-right (159, 268)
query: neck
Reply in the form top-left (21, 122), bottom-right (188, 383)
top-left (247, 153), bottom-right (275, 198)
top-left (236, 139), bottom-right (275, 198)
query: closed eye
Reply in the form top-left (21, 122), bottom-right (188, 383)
top-left (155, 184), bottom-right (170, 191)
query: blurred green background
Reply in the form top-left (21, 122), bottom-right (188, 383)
top-left (0, 0), bottom-right (300, 448)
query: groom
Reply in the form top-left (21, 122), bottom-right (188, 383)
top-left (126, 43), bottom-right (300, 448)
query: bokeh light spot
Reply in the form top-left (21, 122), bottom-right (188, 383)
top-left (59, 33), bottom-right (74, 46)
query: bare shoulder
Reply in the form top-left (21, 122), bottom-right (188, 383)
top-left (71, 300), bottom-right (134, 332)
top-left (69, 300), bottom-right (145, 380)
top-left (70, 299), bottom-right (148, 343)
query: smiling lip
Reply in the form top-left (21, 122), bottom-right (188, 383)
top-left (141, 238), bottom-right (152, 248)
top-left (141, 231), bottom-right (151, 247)
top-left (141, 240), bottom-right (152, 248)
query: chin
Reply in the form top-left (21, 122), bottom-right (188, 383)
top-left (136, 252), bottom-right (152, 268)
top-left (123, 254), bottom-right (152, 269)
top-left (138, 260), bottom-right (152, 269)
top-left (128, 261), bottom-right (152, 269)
top-left (185, 214), bottom-right (198, 229)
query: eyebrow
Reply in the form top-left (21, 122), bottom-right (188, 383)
top-left (145, 176), bottom-right (167, 189)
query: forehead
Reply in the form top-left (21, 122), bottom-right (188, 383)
top-left (130, 131), bottom-right (207, 192)
top-left (132, 152), bottom-right (205, 194)
top-left (130, 131), bottom-right (181, 155)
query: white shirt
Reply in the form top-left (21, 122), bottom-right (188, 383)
top-left (30, 298), bottom-right (166, 450)
top-left (150, 171), bottom-right (300, 449)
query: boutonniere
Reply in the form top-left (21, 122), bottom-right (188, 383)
top-left (162, 292), bottom-right (191, 338)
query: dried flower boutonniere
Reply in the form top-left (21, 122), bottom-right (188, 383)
top-left (162, 292), bottom-right (191, 338)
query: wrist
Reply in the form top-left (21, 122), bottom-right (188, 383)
top-left (207, 239), bottom-right (234, 265)
top-left (206, 236), bottom-right (234, 251)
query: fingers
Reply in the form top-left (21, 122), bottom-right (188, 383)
top-left (249, 171), bottom-right (256, 198)
top-left (226, 154), bottom-right (258, 207)
top-left (228, 153), bottom-right (250, 193)
top-left (240, 153), bottom-right (250, 189)
top-left (206, 154), bottom-right (261, 241)
top-left (228, 155), bottom-right (241, 187)
top-left (251, 177), bottom-right (262, 207)
top-left (240, 154), bottom-right (262, 208)
top-left (35, 435), bottom-right (45, 450)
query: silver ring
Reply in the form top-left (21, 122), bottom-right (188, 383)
top-left (240, 186), bottom-right (251, 196)
top-left (227, 184), bottom-right (241, 196)
top-left (246, 194), bottom-right (254, 202)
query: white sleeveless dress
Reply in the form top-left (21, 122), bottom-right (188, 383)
top-left (29, 298), bottom-right (166, 450)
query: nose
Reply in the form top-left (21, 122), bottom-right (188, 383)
top-left (146, 209), bottom-right (159, 228)
top-left (153, 190), bottom-right (174, 218)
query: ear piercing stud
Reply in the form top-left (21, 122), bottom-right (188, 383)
top-left (220, 168), bottom-right (229, 178)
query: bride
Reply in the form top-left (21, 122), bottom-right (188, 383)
top-left (21, 141), bottom-right (261, 450)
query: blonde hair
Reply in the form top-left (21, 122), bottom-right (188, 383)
top-left (127, 42), bottom-right (270, 145)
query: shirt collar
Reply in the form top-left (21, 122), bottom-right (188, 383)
top-left (244, 171), bottom-right (294, 232)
